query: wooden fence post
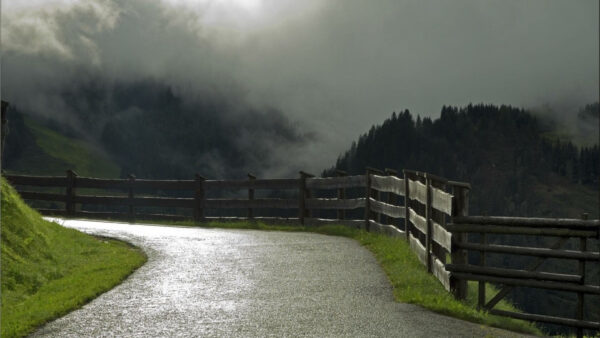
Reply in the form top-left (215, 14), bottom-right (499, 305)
top-left (336, 170), bottom-right (347, 220)
top-left (299, 171), bottom-right (313, 225)
top-left (248, 173), bottom-right (256, 220)
top-left (65, 170), bottom-right (77, 216)
top-left (403, 170), bottom-right (410, 240)
top-left (128, 174), bottom-right (135, 223)
top-left (478, 232), bottom-right (487, 309)
top-left (451, 184), bottom-right (469, 300)
top-left (365, 167), bottom-right (384, 231)
top-left (364, 169), bottom-right (372, 231)
top-left (425, 174), bottom-right (432, 273)
top-left (385, 168), bottom-right (398, 227)
top-left (376, 183), bottom-right (382, 225)
top-left (430, 178), bottom-right (448, 264)
top-left (194, 174), bottom-right (205, 222)
top-left (577, 213), bottom-right (589, 338)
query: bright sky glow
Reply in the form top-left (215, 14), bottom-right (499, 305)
top-left (3, 0), bottom-right (78, 12)
top-left (162, 0), bottom-right (263, 15)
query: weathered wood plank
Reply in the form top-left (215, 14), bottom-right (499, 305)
top-left (453, 216), bottom-right (600, 229)
top-left (370, 175), bottom-right (405, 195)
top-left (305, 175), bottom-right (366, 190)
top-left (445, 224), bottom-right (598, 238)
top-left (445, 264), bottom-right (582, 283)
top-left (369, 198), bottom-right (405, 218)
top-left (74, 177), bottom-right (299, 190)
top-left (447, 180), bottom-right (471, 189)
top-left (204, 178), bottom-right (298, 190)
top-left (483, 237), bottom-right (570, 311)
top-left (66, 211), bottom-right (189, 221)
top-left (430, 186), bottom-right (452, 216)
top-left (431, 220), bottom-right (452, 252)
top-left (305, 198), bottom-right (366, 210)
top-left (457, 242), bottom-right (600, 261)
top-left (452, 272), bottom-right (600, 294)
top-left (133, 179), bottom-right (194, 190)
top-left (75, 177), bottom-right (129, 189)
top-left (409, 232), bottom-right (428, 267)
top-left (204, 198), bottom-right (297, 209)
top-left (19, 191), bottom-right (67, 202)
top-left (74, 195), bottom-right (195, 208)
top-left (430, 255), bottom-right (451, 291)
top-left (73, 195), bottom-right (127, 206)
top-left (129, 196), bottom-right (194, 208)
top-left (424, 172), bottom-right (448, 184)
top-left (133, 213), bottom-right (189, 221)
top-left (5, 175), bottom-right (67, 187)
top-left (489, 309), bottom-right (600, 330)
top-left (407, 179), bottom-right (428, 204)
top-left (304, 218), bottom-right (365, 229)
top-left (203, 216), bottom-right (301, 226)
top-left (368, 220), bottom-right (405, 237)
top-left (408, 207), bottom-right (427, 235)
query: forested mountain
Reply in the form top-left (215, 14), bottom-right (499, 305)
top-left (2, 78), bottom-right (309, 179)
top-left (2, 108), bottom-right (119, 178)
top-left (325, 104), bottom-right (599, 218)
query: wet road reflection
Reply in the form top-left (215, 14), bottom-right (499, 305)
top-left (31, 219), bottom-right (529, 337)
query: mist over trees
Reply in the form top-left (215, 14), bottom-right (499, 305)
top-left (2, 78), bottom-right (311, 179)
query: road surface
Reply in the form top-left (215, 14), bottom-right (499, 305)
top-left (31, 219), bottom-right (530, 337)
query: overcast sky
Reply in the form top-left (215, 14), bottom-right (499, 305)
top-left (1, 0), bottom-right (598, 173)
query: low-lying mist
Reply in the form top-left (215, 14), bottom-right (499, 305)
top-left (1, 0), bottom-right (598, 178)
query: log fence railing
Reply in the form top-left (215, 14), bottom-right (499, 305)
top-left (4, 169), bottom-right (599, 336)
top-left (445, 215), bottom-right (600, 335)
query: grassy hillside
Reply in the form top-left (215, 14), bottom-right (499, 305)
top-left (4, 116), bottom-right (120, 178)
top-left (1, 178), bottom-right (146, 337)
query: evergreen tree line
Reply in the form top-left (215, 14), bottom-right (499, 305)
top-left (325, 103), bottom-right (599, 218)
top-left (545, 139), bottom-right (599, 185)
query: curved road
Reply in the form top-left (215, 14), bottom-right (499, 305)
top-left (32, 219), bottom-right (529, 337)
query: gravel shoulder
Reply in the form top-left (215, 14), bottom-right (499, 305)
top-left (31, 219), bottom-right (532, 337)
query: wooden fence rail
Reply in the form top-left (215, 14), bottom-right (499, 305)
top-left (4, 169), bottom-right (599, 336)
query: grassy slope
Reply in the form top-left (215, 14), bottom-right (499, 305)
top-left (5, 117), bottom-right (120, 177)
top-left (158, 220), bottom-right (542, 336)
top-left (1, 178), bottom-right (146, 338)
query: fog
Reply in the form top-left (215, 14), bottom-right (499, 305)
top-left (1, 0), bottom-right (598, 176)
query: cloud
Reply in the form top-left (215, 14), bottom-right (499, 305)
top-left (1, 0), bottom-right (598, 176)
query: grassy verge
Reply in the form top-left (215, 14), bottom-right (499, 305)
top-left (148, 219), bottom-right (542, 335)
top-left (1, 178), bottom-right (147, 338)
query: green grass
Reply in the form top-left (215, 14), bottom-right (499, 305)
top-left (145, 219), bottom-right (542, 336)
top-left (1, 178), bottom-right (147, 338)
top-left (6, 117), bottom-right (120, 177)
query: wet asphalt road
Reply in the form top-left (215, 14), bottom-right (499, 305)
top-left (32, 219), bottom-right (530, 337)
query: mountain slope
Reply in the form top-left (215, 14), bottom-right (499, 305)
top-left (2, 109), bottom-right (120, 177)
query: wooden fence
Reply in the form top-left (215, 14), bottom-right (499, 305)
top-left (4, 169), bottom-right (599, 336)
top-left (446, 215), bottom-right (600, 336)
